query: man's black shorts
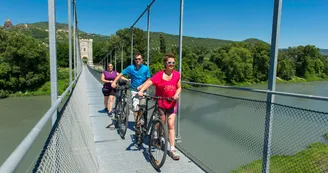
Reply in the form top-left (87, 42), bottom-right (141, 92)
top-left (102, 87), bottom-right (116, 96)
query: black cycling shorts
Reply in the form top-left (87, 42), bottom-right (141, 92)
top-left (102, 87), bottom-right (116, 96)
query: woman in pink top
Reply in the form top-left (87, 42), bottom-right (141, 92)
top-left (138, 53), bottom-right (182, 160)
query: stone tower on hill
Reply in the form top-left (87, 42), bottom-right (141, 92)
top-left (4, 19), bottom-right (13, 29)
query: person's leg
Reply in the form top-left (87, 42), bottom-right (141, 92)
top-left (167, 113), bottom-right (176, 151)
top-left (99, 88), bottom-right (109, 113)
top-left (158, 108), bottom-right (166, 141)
top-left (105, 96), bottom-right (109, 109)
top-left (98, 96), bottom-right (109, 113)
top-left (159, 108), bottom-right (166, 125)
top-left (131, 91), bottom-right (141, 136)
top-left (131, 91), bottom-right (139, 123)
top-left (108, 95), bottom-right (115, 112)
top-left (167, 106), bottom-right (179, 160)
top-left (108, 89), bottom-right (116, 113)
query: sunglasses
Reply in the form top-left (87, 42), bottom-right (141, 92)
top-left (135, 58), bottom-right (142, 61)
top-left (166, 61), bottom-right (175, 65)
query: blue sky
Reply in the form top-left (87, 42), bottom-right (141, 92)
top-left (0, 0), bottom-right (327, 48)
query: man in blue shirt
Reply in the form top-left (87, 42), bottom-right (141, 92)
top-left (112, 52), bottom-right (151, 137)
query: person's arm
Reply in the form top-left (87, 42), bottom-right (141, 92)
top-left (137, 79), bottom-right (153, 97)
top-left (101, 73), bottom-right (111, 83)
top-left (137, 67), bottom-right (151, 90)
top-left (138, 71), bottom-right (161, 96)
top-left (112, 67), bottom-right (129, 88)
top-left (137, 78), bottom-right (151, 91)
top-left (173, 79), bottom-right (182, 100)
top-left (118, 73), bottom-right (129, 81)
top-left (111, 73), bottom-right (123, 88)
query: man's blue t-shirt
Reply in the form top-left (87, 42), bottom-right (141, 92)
top-left (122, 64), bottom-right (151, 91)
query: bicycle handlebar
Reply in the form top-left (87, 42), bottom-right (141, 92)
top-left (116, 85), bottom-right (129, 90)
top-left (143, 93), bottom-right (176, 102)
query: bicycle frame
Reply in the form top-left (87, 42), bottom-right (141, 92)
top-left (139, 95), bottom-right (173, 136)
top-left (115, 86), bottom-right (128, 109)
top-left (142, 97), bottom-right (158, 136)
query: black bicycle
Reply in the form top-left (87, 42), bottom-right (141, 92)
top-left (113, 80), bottom-right (130, 139)
top-left (136, 93), bottom-right (174, 170)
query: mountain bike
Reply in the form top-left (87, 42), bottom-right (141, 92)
top-left (113, 80), bottom-right (130, 139)
top-left (136, 93), bottom-right (174, 169)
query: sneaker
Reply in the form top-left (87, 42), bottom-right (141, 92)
top-left (98, 108), bottom-right (108, 113)
top-left (170, 150), bottom-right (180, 160)
top-left (107, 111), bottom-right (113, 117)
top-left (135, 132), bottom-right (142, 145)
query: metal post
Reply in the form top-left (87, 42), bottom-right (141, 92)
top-left (77, 36), bottom-right (80, 74)
top-left (262, 0), bottom-right (282, 172)
top-left (130, 0), bottom-right (156, 28)
top-left (75, 3), bottom-right (79, 76)
top-left (114, 46), bottom-right (117, 71)
top-left (110, 49), bottom-right (113, 64)
top-left (106, 54), bottom-right (108, 69)
top-left (68, 0), bottom-right (72, 87)
top-left (73, 0), bottom-right (76, 79)
top-left (130, 28), bottom-right (134, 65)
top-left (176, 0), bottom-right (184, 143)
top-left (48, 0), bottom-right (58, 126)
top-left (76, 34), bottom-right (79, 75)
top-left (121, 42), bottom-right (124, 72)
top-left (147, 5), bottom-right (150, 66)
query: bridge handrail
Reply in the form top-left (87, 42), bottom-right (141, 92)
top-left (0, 73), bottom-right (81, 173)
top-left (182, 81), bottom-right (328, 101)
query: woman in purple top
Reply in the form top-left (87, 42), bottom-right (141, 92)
top-left (99, 63), bottom-right (118, 116)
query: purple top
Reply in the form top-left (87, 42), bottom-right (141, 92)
top-left (103, 70), bottom-right (117, 89)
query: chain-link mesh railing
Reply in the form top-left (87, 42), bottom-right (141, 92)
top-left (176, 84), bottom-right (328, 173)
top-left (33, 69), bottom-right (98, 173)
top-left (266, 103), bottom-right (328, 173)
top-left (177, 87), bottom-right (267, 173)
top-left (93, 57), bottom-right (106, 72)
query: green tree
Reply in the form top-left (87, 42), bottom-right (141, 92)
top-left (324, 59), bottom-right (328, 76)
top-left (159, 33), bottom-right (166, 53)
top-left (133, 28), bottom-right (147, 56)
top-left (57, 41), bottom-right (69, 67)
top-left (251, 42), bottom-right (270, 82)
top-left (0, 29), bottom-right (49, 97)
top-left (314, 59), bottom-right (324, 74)
top-left (93, 41), bottom-right (109, 63)
top-left (278, 59), bottom-right (295, 80)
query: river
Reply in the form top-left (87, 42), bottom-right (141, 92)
top-left (1, 81), bottom-right (328, 172)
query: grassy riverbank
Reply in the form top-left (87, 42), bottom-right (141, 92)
top-left (182, 75), bottom-right (328, 89)
top-left (235, 75), bottom-right (328, 87)
top-left (231, 141), bottom-right (328, 173)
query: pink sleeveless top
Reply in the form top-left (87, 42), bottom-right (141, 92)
top-left (150, 70), bottom-right (180, 109)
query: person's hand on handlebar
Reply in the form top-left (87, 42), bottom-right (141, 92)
top-left (173, 94), bottom-right (179, 100)
top-left (111, 83), bottom-right (116, 88)
top-left (137, 91), bottom-right (144, 97)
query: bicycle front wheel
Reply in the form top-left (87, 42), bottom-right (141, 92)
top-left (119, 102), bottom-right (129, 139)
top-left (149, 119), bottom-right (168, 169)
top-left (114, 101), bottom-right (122, 128)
